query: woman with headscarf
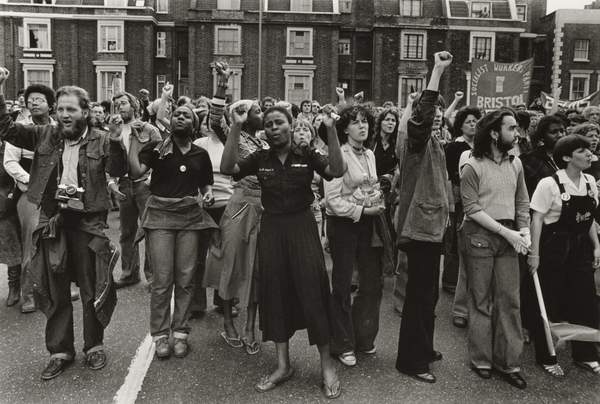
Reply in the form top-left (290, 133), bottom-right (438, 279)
top-left (202, 64), bottom-right (269, 354)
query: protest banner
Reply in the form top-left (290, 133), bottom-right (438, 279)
top-left (470, 58), bottom-right (533, 109)
top-left (541, 90), bottom-right (600, 111)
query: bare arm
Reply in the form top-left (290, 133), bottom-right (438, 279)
top-left (320, 105), bottom-right (346, 178)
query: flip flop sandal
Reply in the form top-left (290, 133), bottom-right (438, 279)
top-left (540, 363), bottom-right (564, 378)
top-left (220, 331), bottom-right (243, 348)
top-left (322, 379), bottom-right (341, 399)
top-left (255, 368), bottom-right (295, 392)
top-left (241, 336), bottom-right (261, 355)
top-left (575, 361), bottom-right (600, 375)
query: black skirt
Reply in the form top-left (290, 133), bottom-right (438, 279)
top-left (258, 209), bottom-right (331, 345)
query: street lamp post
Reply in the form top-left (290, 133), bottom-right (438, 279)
top-left (258, 0), bottom-right (263, 100)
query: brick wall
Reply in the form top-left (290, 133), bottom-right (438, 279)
top-left (560, 24), bottom-right (600, 99)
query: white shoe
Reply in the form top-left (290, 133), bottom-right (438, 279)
top-left (338, 351), bottom-right (357, 367)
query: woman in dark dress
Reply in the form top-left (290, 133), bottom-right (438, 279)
top-left (221, 105), bottom-right (345, 399)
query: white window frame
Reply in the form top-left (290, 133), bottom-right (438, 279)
top-left (339, 0), bottom-right (352, 13)
top-left (30, 0), bottom-right (55, 4)
top-left (290, 0), bottom-right (312, 12)
top-left (398, 75), bottom-right (426, 108)
top-left (95, 64), bottom-right (127, 102)
top-left (22, 62), bottom-right (54, 89)
top-left (573, 39), bottom-right (590, 62)
top-left (214, 25), bottom-right (242, 56)
top-left (399, 0), bottom-right (422, 17)
top-left (401, 30), bottom-right (427, 61)
top-left (570, 73), bottom-right (590, 100)
top-left (516, 4), bottom-right (527, 22)
top-left (469, 31), bottom-right (495, 62)
top-left (284, 70), bottom-right (314, 105)
top-left (471, 1), bottom-right (492, 18)
top-left (212, 66), bottom-right (243, 102)
top-left (156, 31), bottom-right (166, 57)
top-left (156, 0), bottom-right (168, 14)
top-left (338, 38), bottom-right (351, 55)
top-left (217, 0), bottom-right (240, 9)
top-left (97, 20), bottom-right (124, 53)
top-left (286, 27), bottom-right (314, 58)
top-left (23, 18), bottom-right (51, 51)
top-left (156, 74), bottom-right (166, 98)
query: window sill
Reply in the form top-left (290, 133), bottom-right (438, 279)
top-left (24, 48), bottom-right (52, 52)
top-left (156, 55), bottom-right (167, 58)
top-left (400, 58), bottom-right (426, 61)
top-left (286, 54), bottom-right (314, 58)
top-left (213, 52), bottom-right (242, 56)
top-left (573, 59), bottom-right (590, 63)
top-left (98, 50), bottom-right (125, 54)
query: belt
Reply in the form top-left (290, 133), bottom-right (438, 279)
top-left (121, 174), bottom-right (148, 183)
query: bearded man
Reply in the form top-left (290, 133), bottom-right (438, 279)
top-left (0, 67), bottom-right (121, 380)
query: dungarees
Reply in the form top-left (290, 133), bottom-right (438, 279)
top-left (531, 173), bottom-right (600, 364)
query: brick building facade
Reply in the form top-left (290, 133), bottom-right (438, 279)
top-left (534, 3), bottom-right (600, 101)
top-left (0, 0), bottom-right (532, 106)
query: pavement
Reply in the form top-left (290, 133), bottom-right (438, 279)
top-left (0, 211), bottom-right (599, 404)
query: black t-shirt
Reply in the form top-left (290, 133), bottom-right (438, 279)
top-left (445, 140), bottom-right (472, 186)
top-left (139, 140), bottom-right (213, 198)
top-left (373, 140), bottom-right (397, 177)
top-left (234, 146), bottom-right (331, 214)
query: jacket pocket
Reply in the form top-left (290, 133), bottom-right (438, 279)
top-left (465, 234), bottom-right (493, 257)
top-left (410, 201), bottom-right (446, 236)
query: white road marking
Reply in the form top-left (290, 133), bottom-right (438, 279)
top-left (113, 333), bottom-right (155, 404)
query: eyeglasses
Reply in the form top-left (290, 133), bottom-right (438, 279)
top-left (27, 97), bottom-right (47, 105)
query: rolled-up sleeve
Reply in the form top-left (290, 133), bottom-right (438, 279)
top-left (3, 143), bottom-right (30, 184)
top-left (514, 158), bottom-right (531, 228)
top-left (460, 163), bottom-right (482, 217)
top-left (324, 176), bottom-right (363, 222)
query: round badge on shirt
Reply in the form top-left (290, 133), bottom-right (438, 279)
top-left (560, 193), bottom-right (570, 201)
top-left (180, 165), bottom-right (187, 173)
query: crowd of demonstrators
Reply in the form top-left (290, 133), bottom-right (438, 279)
top-left (2, 46), bottom-right (600, 398)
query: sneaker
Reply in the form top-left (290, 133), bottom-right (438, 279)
top-left (155, 337), bottom-right (171, 359)
top-left (86, 350), bottom-right (107, 370)
top-left (338, 351), bottom-right (357, 367)
top-left (173, 338), bottom-right (189, 358)
top-left (361, 347), bottom-right (377, 355)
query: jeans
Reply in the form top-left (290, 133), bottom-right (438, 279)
top-left (45, 228), bottom-right (104, 359)
top-left (396, 240), bottom-right (441, 374)
top-left (147, 228), bottom-right (203, 340)
top-left (118, 178), bottom-right (151, 283)
top-left (328, 216), bottom-right (383, 354)
top-left (452, 232), bottom-right (468, 319)
top-left (17, 192), bottom-right (40, 300)
top-left (462, 220), bottom-right (523, 373)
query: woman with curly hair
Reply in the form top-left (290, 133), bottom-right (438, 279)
top-left (324, 104), bottom-right (385, 367)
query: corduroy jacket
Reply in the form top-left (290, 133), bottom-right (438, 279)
top-left (394, 90), bottom-right (449, 244)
